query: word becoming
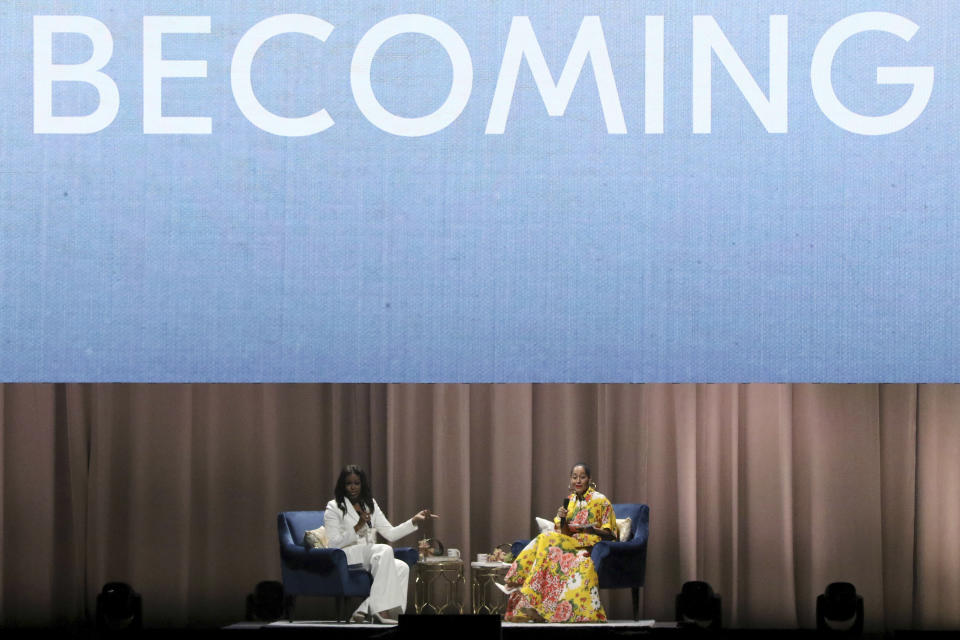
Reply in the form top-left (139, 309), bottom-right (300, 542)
top-left (34, 12), bottom-right (933, 137)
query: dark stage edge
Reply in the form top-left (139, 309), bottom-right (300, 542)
top-left (2, 625), bottom-right (959, 639)
top-left (217, 619), bottom-right (960, 640)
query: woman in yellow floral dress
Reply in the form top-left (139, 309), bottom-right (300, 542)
top-left (503, 463), bottom-right (617, 622)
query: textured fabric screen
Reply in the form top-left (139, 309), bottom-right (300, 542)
top-left (0, 384), bottom-right (958, 630)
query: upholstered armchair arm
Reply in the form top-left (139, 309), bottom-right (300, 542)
top-left (280, 543), bottom-right (349, 574)
top-left (511, 540), bottom-right (531, 560)
top-left (590, 535), bottom-right (648, 588)
top-left (393, 547), bottom-right (419, 567)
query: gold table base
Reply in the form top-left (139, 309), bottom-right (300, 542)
top-left (414, 559), bottom-right (464, 615)
top-left (470, 563), bottom-right (511, 615)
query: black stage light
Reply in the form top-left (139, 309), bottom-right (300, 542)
top-left (675, 580), bottom-right (721, 630)
top-left (245, 580), bottom-right (289, 622)
top-left (816, 582), bottom-right (864, 635)
top-left (398, 614), bottom-right (501, 639)
top-left (95, 582), bottom-right (143, 631)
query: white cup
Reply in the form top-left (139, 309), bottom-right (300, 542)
top-left (476, 553), bottom-right (489, 563)
top-left (447, 548), bottom-right (461, 559)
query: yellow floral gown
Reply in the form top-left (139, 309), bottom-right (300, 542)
top-left (504, 488), bottom-right (616, 622)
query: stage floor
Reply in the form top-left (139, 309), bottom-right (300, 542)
top-left (224, 618), bottom-right (665, 638)
top-left (256, 618), bottom-right (658, 628)
top-left (220, 619), bottom-right (943, 639)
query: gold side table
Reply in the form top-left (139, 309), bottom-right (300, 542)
top-left (414, 558), bottom-right (464, 614)
top-left (470, 562), bottom-right (511, 615)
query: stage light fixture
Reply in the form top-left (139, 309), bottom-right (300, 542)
top-left (398, 614), bottom-right (501, 638)
top-left (816, 582), bottom-right (864, 635)
top-left (95, 582), bottom-right (142, 631)
top-left (245, 580), bottom-right (289, 622)
top-left (675, 581), bottom-right (721, 630)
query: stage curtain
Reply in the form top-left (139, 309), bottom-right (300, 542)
top-left (1, 384), bottom-right (958, 630)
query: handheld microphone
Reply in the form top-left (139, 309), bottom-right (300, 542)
top-left (559, 495), bottom-right (573, 527)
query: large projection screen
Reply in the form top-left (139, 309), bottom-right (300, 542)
top-left (1, 2), bottom-right (956, 381)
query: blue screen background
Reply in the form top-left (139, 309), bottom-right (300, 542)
top-left (0, 1), bottom-right (957, 381)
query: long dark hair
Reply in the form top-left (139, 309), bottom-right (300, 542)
top-left (334, 465), bottom-right (375, 514)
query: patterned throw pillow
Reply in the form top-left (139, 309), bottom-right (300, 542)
top-left (303, 526), bottom-right (328, 548)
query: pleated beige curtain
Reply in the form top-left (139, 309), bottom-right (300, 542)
top-left (1, 384), bottom-right (958, 630)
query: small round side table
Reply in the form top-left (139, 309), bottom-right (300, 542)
top-left (414, 558), bottom-right (464, 614)
top-left (470, 561), bottom-right (512, 615)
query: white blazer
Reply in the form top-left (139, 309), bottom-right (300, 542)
top-left (324, 499), bottom-right (418, 564)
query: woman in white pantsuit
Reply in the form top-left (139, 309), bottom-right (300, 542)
top-left (324, 465), bottom-right (432, 624)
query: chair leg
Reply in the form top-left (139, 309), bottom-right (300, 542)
top-left (632, 587), bottom-right (640, 621)
top-left (285, 595), bottom-right (296, 622)
top-left (336, 596), bottom-right (344, 623)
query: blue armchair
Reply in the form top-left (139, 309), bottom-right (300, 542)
top-left (277, 510), bottom-right (418, 622)
top-left (511, 503), bottom-right (649, 620)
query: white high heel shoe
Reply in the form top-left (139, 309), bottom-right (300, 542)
top-left (372, 611), bottom-right (398, 625)
top-left (350, 610), bottom-right (369, 624)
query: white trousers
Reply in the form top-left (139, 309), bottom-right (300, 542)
top-left (350, 543), bottom-right (410, 616)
